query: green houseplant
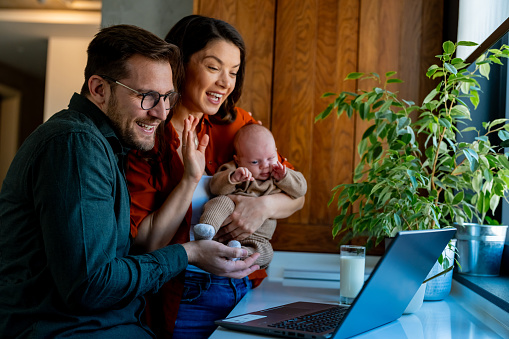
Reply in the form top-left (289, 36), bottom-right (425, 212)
top-left (315, 41), bottom-right (509, 274)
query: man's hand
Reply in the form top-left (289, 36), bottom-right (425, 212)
top-left (271, 161), bottom-right (286, 181)
top-left (182, 241), bottom-right (260, 279)
top-left (231, 167), bottom-right (254, 183)
top-left (215, 195), bottom-right (267, 242)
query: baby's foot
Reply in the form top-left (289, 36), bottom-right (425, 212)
top-left (194, 223), bottom-right (215, 240)
top-left (228, 240), bottom-right (241, 261)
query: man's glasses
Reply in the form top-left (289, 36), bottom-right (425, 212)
top-left (100, 75), bottom-right (179, 110)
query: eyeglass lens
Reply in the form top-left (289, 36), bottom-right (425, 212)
top-left (142, 92), bottom-right (179, 110)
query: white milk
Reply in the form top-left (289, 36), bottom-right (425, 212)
top-left (340, 256), bottom-right (365, 298)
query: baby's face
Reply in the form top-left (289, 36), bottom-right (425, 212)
top-left (234, 133), bottom-right (278, 181)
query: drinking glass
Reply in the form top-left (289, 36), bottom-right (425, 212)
top-left (340, 245), bottom-right (365, 305)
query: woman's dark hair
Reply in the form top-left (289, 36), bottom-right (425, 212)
top-left (81, 24), bottom-right (183, 96)
top-left (165, 15), bottom-right (246, 123)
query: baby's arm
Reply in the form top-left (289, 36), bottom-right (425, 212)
top-left (274, 168), bottom-right (307, 199)
top-left (231, 167), bottom-right (254, 183)
top-left (271, 161), bottom-right (286, 181)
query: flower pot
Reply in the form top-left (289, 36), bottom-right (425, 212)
top-left (455, 223), bottom-right (508, 276)
top-left (423, 239), bottom-right (456, 301)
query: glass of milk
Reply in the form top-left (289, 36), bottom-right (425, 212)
top-left (339, 245), bottom-right (365, 305)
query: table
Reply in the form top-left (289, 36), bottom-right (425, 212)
top-left (210, 252), bottom-right (508, 339)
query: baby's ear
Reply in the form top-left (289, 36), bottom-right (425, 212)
top-left (233, 154), bottom-right (239, 165)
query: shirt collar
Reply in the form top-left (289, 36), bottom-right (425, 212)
top-left (68, 93), bottom-right (129, 156)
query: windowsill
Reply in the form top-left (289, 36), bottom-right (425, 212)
top-left (453, 272), bottom-right (509, 313)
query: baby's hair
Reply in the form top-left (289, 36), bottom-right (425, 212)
top-left (233, 123), bottom-right (275, 155)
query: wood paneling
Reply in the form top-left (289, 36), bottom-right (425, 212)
top-left (196, 0), bottom-right (445, 254)
top-left (194, 0), bottom-right (276, 126)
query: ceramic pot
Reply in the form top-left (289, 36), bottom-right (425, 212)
top-left (424, 239), bottom-right (456, 301)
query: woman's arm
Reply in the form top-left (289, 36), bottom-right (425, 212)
top-left (214, 194), bottom-right (305, 243)
top-left (133, 116), bottom-right (209, 252)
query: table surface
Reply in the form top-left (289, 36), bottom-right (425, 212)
top-left (210, 252), bottom-right (508, 339)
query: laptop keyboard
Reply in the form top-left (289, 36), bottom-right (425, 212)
top-left (267, 305), bottom-right (348, 333)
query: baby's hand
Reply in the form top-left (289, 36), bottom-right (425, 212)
top-left (271, 161), bottom-right (286, 181)
top-left (231, 167), bottom-right (254, 183)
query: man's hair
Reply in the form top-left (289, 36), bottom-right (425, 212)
top-left (165, 15), bottom-right (246, 124)
top-left (80, 24), bottom-right (182, 96)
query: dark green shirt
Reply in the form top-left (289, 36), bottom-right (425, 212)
top-left (0, 93), bottom-right (188, 338)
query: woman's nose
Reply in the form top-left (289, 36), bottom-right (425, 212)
top-left (217, 71), bottom-right (233, 89)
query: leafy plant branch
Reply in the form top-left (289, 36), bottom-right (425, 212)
top-left (316, 40), bottom-right (509, 249)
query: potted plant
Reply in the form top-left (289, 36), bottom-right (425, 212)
top-left (315, 40), bottom-right (509, 296)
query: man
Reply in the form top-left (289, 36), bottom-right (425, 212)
top-left (0, 24), bottom-right (259, 338)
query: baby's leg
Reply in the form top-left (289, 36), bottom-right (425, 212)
top-left (194, 196), bottom-right (235, 241)
top-left (228, 240), bottom-right (241, 261)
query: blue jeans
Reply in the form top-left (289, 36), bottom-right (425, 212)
top-left (172, 270), bottom-right (252, 339)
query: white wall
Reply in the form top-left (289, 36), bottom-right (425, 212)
top-left (0, 84), bottom-right (21, 190)
top-left (457, 0), bottom-right (509, 59)
top-left (44, 36), bottom-right (91, 121)
top-left (101, 0), bottom-right (193, 38)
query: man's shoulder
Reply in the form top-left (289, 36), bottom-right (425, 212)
top-left (37, 109), bottom-right (105, 141)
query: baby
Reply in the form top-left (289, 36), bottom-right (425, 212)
top-left (194, 124), bottom-right (307, 268)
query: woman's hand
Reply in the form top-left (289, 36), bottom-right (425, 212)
top-left (215, 194), bottom-right (305, 243)
top-left (181, 115), bottom-right (209, 183)
top-left (215, 195), bottom-right (268, 242)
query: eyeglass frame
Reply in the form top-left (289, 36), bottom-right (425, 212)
top-left (99, 74), bottom-right (179, 111)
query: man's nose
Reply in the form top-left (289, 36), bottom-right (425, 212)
top-left (148, 98), bottom-right (168, 121)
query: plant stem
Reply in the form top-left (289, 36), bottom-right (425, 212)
top-left (423, 265), bottom-right (454, 283)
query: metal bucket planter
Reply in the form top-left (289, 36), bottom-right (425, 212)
top-left (424, 239), bottom-right (456, 301)
top-left (456, 223), bottom-right (508, 276)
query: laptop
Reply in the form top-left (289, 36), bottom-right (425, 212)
top-left (215, 228), bottom-right (456, 339)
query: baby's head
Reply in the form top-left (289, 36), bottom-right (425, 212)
top-left (233, 124), bottom-right (278, 180)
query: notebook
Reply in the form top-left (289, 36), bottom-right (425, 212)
top-left (215, 228), bottom-right (456, 339)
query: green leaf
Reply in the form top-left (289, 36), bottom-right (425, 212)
top-left (426, 65), bottom-right (439, 78)
top-left (498, 130), bottom-right (509, 141)
top-left (490, 194), bottom-right (500, 214)
top-left (463, 204), bottom-right (472, 220)
top-left (346, 72), bottom-right (364, 80)
top-left (321, 92), bottom-right (337, 98)
top-left (470, 90), bottom-right (480, 109)
top-left (361, 124), bottom-right (376, 140)
top-left (423, 89), bottom-right (438, 104)
top-left (387, 78), bottom-right (404, 83)
top-left (444, 63), bottom-right (458, 74)
top-left (480, 62), bottom-right (491, 79)
top-left (457, 41), bottom-right (478, 47)
top-left (443, 41), bottom-right (456, 54)
top-left (385, 71), bottom-right (397, 77)
top-left (439, 118), bottom-right (452, 129)
top-left (497, 154), bottom-right (509, 169)
top-left (452, 191), bottom-right (464, 205)
top-left (461, 126), bottom-right (477, 133)
top-left (472, 172), bottom-right (482, 192)
top-left (451, 105), bottom-right (471, 119)
top-left (460, 81), bottom-right (471, 94)
top-left (394, 213), bottom-right (401, 227)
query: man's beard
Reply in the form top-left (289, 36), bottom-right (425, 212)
top-left (106, 93), bottom-right (156, 152)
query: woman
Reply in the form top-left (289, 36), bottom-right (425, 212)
top-left (127, 15), bottom-right (304, 338)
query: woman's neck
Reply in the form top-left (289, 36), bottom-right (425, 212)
top-left (171, 106), bottom-right (204, 132)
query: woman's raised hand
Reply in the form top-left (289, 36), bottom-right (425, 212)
top-left (182, 115), bottom-right (209, 183)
